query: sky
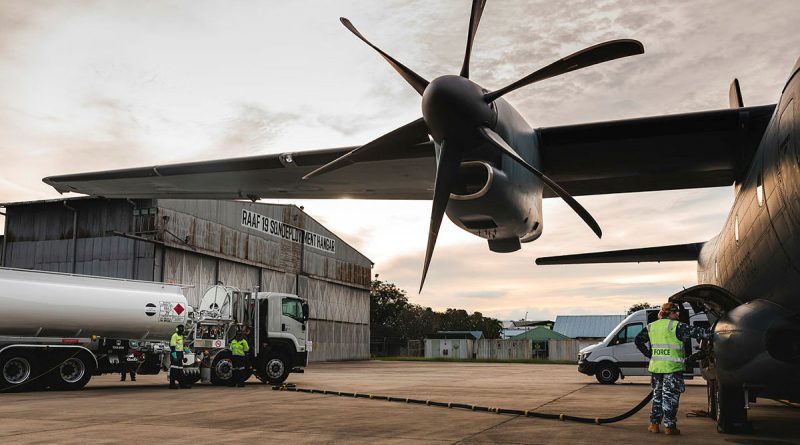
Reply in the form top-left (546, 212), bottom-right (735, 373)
top-left (1, 0), bottom-right (798, 320)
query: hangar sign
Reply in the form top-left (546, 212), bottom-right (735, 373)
top-left (240, 209), bottom-right (336, 254)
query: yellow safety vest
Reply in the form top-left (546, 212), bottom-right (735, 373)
top-left (647, 319), bottom-right (686, 373)
top-left (170, 332), bottom-right (184, 350)
top-left (230, 339), bottom-right (250, 356)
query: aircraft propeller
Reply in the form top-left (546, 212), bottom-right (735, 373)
top-left (304, 0), bottom-right (643, 292)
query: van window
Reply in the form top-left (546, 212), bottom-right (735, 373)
top-left (614, 323), bottom-right (643, 345)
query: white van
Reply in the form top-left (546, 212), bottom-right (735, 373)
top-left (577, 304), bottom-right (709, 384)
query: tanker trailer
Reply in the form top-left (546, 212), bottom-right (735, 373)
top-left (0, 267), bottom-right (189, 391)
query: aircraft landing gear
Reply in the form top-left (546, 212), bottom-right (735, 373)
top-left (712, 380), bottom-right (753, 434)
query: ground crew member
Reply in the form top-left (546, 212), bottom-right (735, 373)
top-left (169, 324), bottom-right (191, 389)
top-left (229, 330), bottom-right (250, 387)
top-left (635, 302), bottom-right (712, 435)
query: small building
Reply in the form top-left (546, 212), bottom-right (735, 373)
top-left (552, 315), bottom-right (626, 340)
top-left (0, 197), bottom-right (372, 362)
top-left (424, 331), bottom-right (482, 359)
top-left (548, 314), bottom-right (626, 361)
top-left (513, 326), bottom-right (570, 359)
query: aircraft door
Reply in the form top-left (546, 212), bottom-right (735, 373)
top-left (611, 322), bottom-right (646, 376)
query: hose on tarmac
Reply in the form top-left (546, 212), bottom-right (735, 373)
top-left (272, 384), bottom-right (654, 425)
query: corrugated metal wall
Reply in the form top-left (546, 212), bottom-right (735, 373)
top-left (547, 339), bottom-right (596, 362)
top-left (2, 198), bottom-right (371, 362)
top-left (476, 339), bottom-right (532, 360)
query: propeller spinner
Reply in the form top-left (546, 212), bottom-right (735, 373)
top-left (304, 0), bottom-right (644, 292)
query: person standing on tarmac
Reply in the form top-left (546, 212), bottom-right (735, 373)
top-left (229, 330), bottom-right (250, 387)
top-left (635, 302), bottom-right (712, 436)
top-left (169, 324), bottom-right (191, 389)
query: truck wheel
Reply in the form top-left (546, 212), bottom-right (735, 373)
top-left (595, 362), bottom-right (620, 384)
top-left (0, 350), bottom-right (38, 391)
top-left (184, 371), bottom-right (202, 385)
top-left (262, 353), bottom-right (291, 385)
top-left (47, 350), bottom-right (94, 391)
top-left (210, 351), bottom-right (234, 386)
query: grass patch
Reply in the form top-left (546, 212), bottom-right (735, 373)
top-left (371, 356), bottom-right (577, 365)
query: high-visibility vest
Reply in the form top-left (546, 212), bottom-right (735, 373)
top-left (170, 332), bottom-right (184, 350)
top-left (647, 319), bottom-right (685, 373)
top-left (230, 339), bottom-right (250, 356)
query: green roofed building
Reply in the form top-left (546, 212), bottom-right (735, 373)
top-left (513, 326), bottom-right (570, 359)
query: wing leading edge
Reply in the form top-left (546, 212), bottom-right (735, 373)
top-left (44, 142), bottom-right (436, 200)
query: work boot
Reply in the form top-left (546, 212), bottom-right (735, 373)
top-left (647, 423), bottom-right (660, 433)
top-left (664, 427), bottom-right (681, 435)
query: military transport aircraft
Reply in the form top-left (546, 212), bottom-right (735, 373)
top-left (43, 0), bottom-right (798, 433)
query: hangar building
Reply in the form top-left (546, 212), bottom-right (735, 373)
top-left (0, 197), bottom-right (372, 362)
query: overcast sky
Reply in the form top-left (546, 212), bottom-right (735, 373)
top-left (1, 0), bottom-right (798, 320)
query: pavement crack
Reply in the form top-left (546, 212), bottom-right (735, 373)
top-left (528, 383), bottom-right (589, 412)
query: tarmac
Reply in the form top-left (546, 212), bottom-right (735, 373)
top-left (0, 361), bottom-right (798, 444)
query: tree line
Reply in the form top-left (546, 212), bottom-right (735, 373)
top-left (370, 279), bottom-right (502, 340)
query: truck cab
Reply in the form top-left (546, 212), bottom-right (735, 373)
top-left (577, 303), bottom-right (709, 384)
top-left (188, 286), bottom-right (311, 385)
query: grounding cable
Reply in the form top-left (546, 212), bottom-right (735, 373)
top-left (272, 384), bottom-right (653, 425)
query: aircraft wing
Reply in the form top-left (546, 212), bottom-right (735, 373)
top-left (537, 104), bottom-right (776, 197)
top-left (44, 142), bottom-right (437, 200)
top-left (44, 105), bottom-right (775, 201)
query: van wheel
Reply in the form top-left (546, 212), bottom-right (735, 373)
top-left (595, 363), bottom-right (619, 384)
top-left (47, 350), bottom-right (94, 391)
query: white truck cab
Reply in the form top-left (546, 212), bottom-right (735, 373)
top-left (577, 303), bottom-right (709, 384)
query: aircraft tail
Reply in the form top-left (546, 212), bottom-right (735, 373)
top-left (535, 242), bottom-right (705, 265)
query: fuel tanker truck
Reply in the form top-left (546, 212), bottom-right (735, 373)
top-left (0, 267), bottom-right (311, 391)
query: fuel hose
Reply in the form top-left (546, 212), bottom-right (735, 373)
top-left (272, 384), bottom-right (654, 425)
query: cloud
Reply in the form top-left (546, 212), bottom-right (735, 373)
top-left (1, 0), bottom-right (798, 322)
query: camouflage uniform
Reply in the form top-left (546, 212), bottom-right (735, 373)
top-left (635, 322), bottom-right (711, 429)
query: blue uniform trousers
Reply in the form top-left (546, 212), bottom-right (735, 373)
top-left (650, 372), bottom-right (685, 428)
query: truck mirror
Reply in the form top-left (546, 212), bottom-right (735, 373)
top-left (302, 302), bottom-right (310, 321)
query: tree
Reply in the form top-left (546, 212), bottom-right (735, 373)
top-left (369, 279), bottom-right (503, 340)
top-left (627, 302), bottom-right (653, 315)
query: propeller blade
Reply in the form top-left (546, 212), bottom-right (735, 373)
top-left (420, 141), bottom-right (461, 293)
top-left (303, 118), bottom-right (430, 180)
top-left (479, 127), bottom-right (602, 238)
top-left (484, 39), bottom-right (644, 102)
top-left (340, 17), bottom-right (429, 96)
top-left (459, 0), bottom-right (488, 78)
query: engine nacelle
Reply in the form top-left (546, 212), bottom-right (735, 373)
top-left (446, 161), bottom-right (541, 251)
top-left (713, 299), bottom-right (800, 400)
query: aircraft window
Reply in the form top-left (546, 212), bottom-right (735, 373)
top-left (757, 174), bottom-right (764, 207)
top-left (735, 216), bottom-right (740, 243)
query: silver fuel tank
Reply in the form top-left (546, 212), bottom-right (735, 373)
top-left (0, 267), bottom-right (188, 340)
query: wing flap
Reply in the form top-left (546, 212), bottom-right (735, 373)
top-left (538, 104), bottom-right (775, 197)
